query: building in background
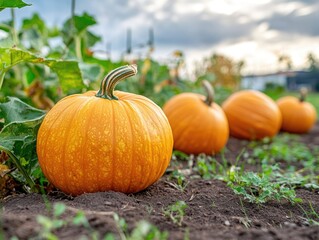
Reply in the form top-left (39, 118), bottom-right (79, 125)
top-left (241, 71), bottom-right (319, 92)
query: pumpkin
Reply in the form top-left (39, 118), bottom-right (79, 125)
top-left (276, 88), bottom-right (317, 133)
top-left (37, 65), bottom-right (173, 195)
top-left (222, 90), bottom-right (282, 140)
top-left (163, 81), bottom-right (229, 155)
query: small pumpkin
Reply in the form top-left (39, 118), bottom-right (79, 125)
top-left (276, 88), bottom-right (317, 133)
top-left (163, 81), bottom-right (229, 155)
top-left (222, 90), bottom-right (282, 140)
top-left (37, 65), bottom-right (173, 195)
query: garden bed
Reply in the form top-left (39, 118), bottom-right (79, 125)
top-left (1, 124), bottom-right (319, 240)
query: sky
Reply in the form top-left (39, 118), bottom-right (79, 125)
top-left (1, 0), bottom-right (319, 75)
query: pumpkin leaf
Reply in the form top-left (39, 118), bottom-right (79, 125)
top-left (0, 97), bottom-right (46, 192)
top-left (0, 47), bottom-right (85, 93)
top-left (0, 0), bottom-right (31, 11)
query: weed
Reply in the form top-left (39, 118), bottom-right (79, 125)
top-left (36, 203), bottom-right (67, 240)
top-left (113, 213), bottom-right (168, 240)
top-left (239, 199), bottom-right (251, 228)
top-left (36, 202), bottom-right (104, 240)
top-left (194, 154), bottom-right (228, 180)
top-left (228, 168), bottom-right (302, 204)
top-left (163, 201), bottom-right (188, 226)
top-left (299, 202), bottom-right (319, 226)
top-left (167, 170), bottom-right (189, 192)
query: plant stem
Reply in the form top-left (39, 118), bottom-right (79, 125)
top-left (0, 71), bottom-right (5, 90)
top-left (70, 0), bottom-right (83, 61)
top-left (202, 80), bottom-right (214, 106)
top-left (0, 146), bottom-right (38, 193)
top-left (299, 87), bottom-right (308, 102)
top-left (75, 36), bottom-right (83, 61)
top-left (10, 9), bottom-right (18, 45)
top-left (96, 65), bottom-right (138, 100)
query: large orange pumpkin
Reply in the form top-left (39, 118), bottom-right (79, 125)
top-left (222, 90), bottom-right (282, 140)
top-left (163, 81), bottom-right (229, 155)
top-left (37, 65), bottom-right (173, 195)
top-left (276, 88), bottom-right (317, 133)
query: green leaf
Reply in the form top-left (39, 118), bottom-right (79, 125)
top-left (0, 48), bottom-right (85, 93)
top-left (53, 203), bottom-right (66, 218)
top-left (73, 12), bottom-right (97, 33)
top-left (46, 60), bottom-right (84, 93)
top-left (79, 62), bottom-right (103, 84)
top-left (22, 13), bottom-right (46, 34)
top-left (0, 0), bottom-right (31, 10)
top-left (0, 97), bottom-right (45, 124)
top-left (0, 97), bottom-right (45, 191)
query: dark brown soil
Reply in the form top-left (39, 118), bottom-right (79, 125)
top-left (1, 124), bottom-right (319, 240)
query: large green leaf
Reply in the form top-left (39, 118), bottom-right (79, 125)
top-left (0, 48), bottom-right (85, 93)
top-left (0, 97), bottom-right (46, 191)
top-left (74, 12), bottom-right (97, 33)
top-left (46, 60), bottom-right (84, 94)
top-left (0, 97), bottom-right (44, 124)
top-left (0, 0), bottom-right (31, 10)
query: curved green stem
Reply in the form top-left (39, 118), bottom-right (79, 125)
top-left (299, 87), bottom-right (308, 102)
top-left (96, 65), bottom-right (138, 100)
top-left (0, 146), bottom-right (38, 193)
top-left (0, 70), bottom-right (6, 90)
top-left (202, 80), bottom-right (214, 106)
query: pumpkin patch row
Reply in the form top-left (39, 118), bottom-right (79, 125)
top-left (164, 78), bottom-right (317, 155)
top-left (36, 65), bottom-right (317, 196)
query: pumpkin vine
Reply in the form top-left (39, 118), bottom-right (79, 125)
top-left (96, 64), bottom-right (138, 100)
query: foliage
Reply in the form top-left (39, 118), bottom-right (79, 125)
top-left (195, 53), bottom-right (244, 90)
top-left (113, 213), bottom-right (168, 240)
top-left (163, 201), bottom-right (188, 226)
top-left (0, 97), bottom-right (46, 192)
top-left (0, 0), bottom-right (31, 11)
top-left (227, 166), bottom-right (302, 204)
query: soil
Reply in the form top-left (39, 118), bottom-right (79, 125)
top-left (1, 124), bottom-right (319, 240)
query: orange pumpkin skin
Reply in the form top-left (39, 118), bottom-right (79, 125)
top-left (222, 90), bottom-right (282, 140)
top-left (277, 96), bottom-right (317, 133)
top-left (37, 67), bottom-right (173, 196)
top-left (163, 93), bottom-right (229, 155)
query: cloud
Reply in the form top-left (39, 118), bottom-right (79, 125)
top-left (0, 0), bottom-right (318, 73)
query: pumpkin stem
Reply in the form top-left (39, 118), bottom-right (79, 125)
top-left (202, 80), bottom-right (214, 106)
top-left (96, 64), bottom-right (138, 100)
top-left (299, 87), bottom-right (308, 102)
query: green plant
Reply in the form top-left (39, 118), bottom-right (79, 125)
top-left (36, 203), bottom-right (67, 240)
top-left (167, 170), bottom-right (189, 192)
top-left (299, 202), bottom-right (319, 226)
top-left (36, 202), bottom-right (109, 240)
top-left (113, 213), bottom-right (168, 240)
top-left (163, 201), bottom-right (188, 226)
top-left (194, 153), bottom-right (229, 180)
top-left (0, 97), bottom-right (47, 192)
top-left (228, 167), bottom-right (302, 204)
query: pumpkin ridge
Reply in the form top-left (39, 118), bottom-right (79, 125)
top-left (39, 97), bottom-right (83, 193)
top-left (62, 97), bottom-right (92, 194)
top-left (120, 100), bottom-right (135, 192)
top-left (134, 99), bottom-right (171, 184)
top-left (131, 100), bottom-right (158, 190)
top-left (83, 98), bottom-right (102, 192)
top-left (109, 100), bottom-right (116, 191)
top-left (171, 108), bottom-right (201, 148)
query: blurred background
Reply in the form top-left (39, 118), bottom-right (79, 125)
top-left (0, 0), bottom-right (318, 111)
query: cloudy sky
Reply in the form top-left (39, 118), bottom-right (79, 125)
top-left (1, 0), bottom-right (319, 75)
